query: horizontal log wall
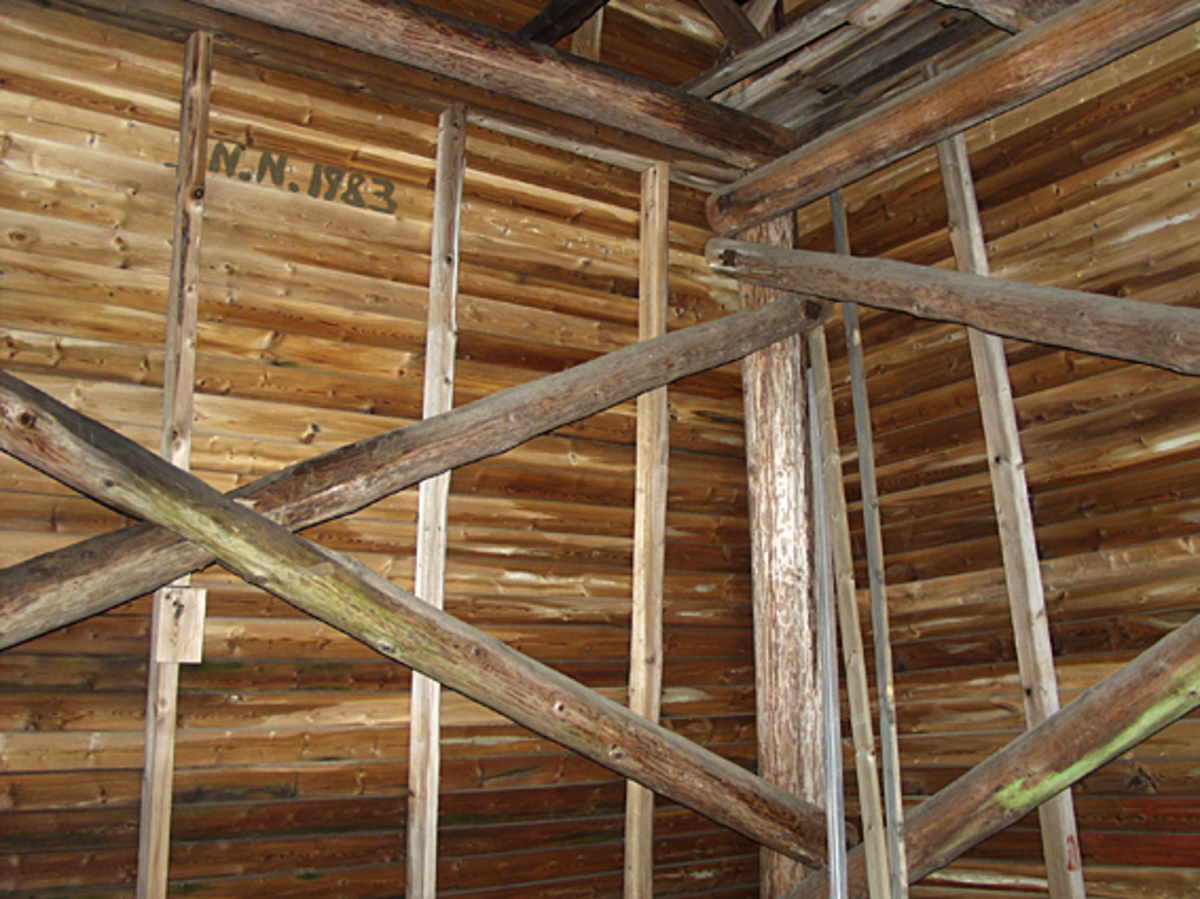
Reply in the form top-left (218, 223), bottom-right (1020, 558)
top-left (793, 22), bottom-right (1200, 897)
top-left (0, 3), bottom-right (759, 896)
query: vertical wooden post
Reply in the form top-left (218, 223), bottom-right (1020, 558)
top-left (738, 215), bottom-right (822, 898)
top-left (808, 323), bottom-right (891, 899)
top-left (571, 6), bottom-right (604, 61)
top-left (136, 30), bottom-right (213, 899)
top-left (623, 160), bottom-right (671, 899)
top-left (406, 102), bottom-right (468, 899)
top-left (808, 375), bottom-right (847, 899)
top-left (831, 190), bottom-right (908, 899)
top-left (934, 126), bottom-right (1087, 899)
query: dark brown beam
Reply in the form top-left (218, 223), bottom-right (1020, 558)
top-left (516, 0), bottom-right (610, 46)
top-left (707, 0), bottom-right (1200, 234)
top-left (696, 0), bottom-right (762, 52)
top-left (188, 0), bottom-right (796, 169)
top-left (707, 238), bottom-right (1200, 375)
top-left (0, 295), bottom-right (830, 651)
top-left (0, 370), bottom-right (833, 866)
top-left (785, 608), bottom-right (1200, 898)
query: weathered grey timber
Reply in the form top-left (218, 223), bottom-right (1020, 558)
top-left (0, 370), bottom-right (835, 866)
top-left (708, 239), bottom-right (1200, 375)
top-left (0, 296), bottom-right (829, 648)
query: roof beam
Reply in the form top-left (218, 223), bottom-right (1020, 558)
top-left (707, 0), bottom-right (1200, 234)
top-left (516, 0), bottom-right (610, 46)
top-left (189, 0), bottom-right (796, 169)
top-left (935, 0), bottom-right (1079, 31)
top-left (707, 238), bottom-right (1200, 375)
top-left (696, 0), bottom-right (763, 52)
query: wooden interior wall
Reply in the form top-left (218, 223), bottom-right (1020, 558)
top-left (793, 23), bottom-right (1200, 898)
top-left (0, 4), bottom-right (762, 896)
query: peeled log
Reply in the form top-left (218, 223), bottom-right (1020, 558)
top-left (0, 296), bottom-right (829, 649)
top-left (192, 0), bottom-right (796, 169)
top-left (707, 238), bottom-right (1200, 375)
top-left (0, 370), bottom-right (833, 866)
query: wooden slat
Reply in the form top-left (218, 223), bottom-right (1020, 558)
top-left (516, 0), bottom-right (610, 46)
top-left (406, 101), bottom-right (467, 899)
top-left (706, 238), bottom-right (1200, 375)
top-left (831, 188), bottom-right (909, 899)
top-left (934, 118), bottom-right (1086, 899)
top-left (624, 160), bottom-right (670, 899)
top-left (738, 215), bottom-right (822, 896)
top-left (935, 0), bottom-right (1079, 31)
top-left (707, 0), bottom-right (1200, 234)
top-left (185, 0), bottom-right (796, 170)
top-left (0, 370), bottom-right (832, 867)
top-left (136, 30), bottom-right (212, 899)
top-left (809, 322), bottom-right (892, 899)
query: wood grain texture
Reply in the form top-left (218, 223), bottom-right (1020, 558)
top-left (0, 370), bottom-right (831, 867)
top-left (707, 238), bottom-right (1200, 374)
top-left (708, 0), bottom-right (1200, 234)
top-left (190, 0), bottom-right (795, 168)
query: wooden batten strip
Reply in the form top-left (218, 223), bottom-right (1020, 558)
top-left (407, 102), bottom-right (467, 899)
top-left (808, 324), bottom-right (891, 899)
top-left (808, 372), bottom-right (846, 899)
top-left (136, 30), bottom-right (212, 899)
top-left (695, 0), bottom-right (762, 53)
top-left (706, 238), bottom-right (1200, 376)
top-left (738, 215), bottom-right (820, 897)
top-left (934, 123), bottom-right (1086, 899)
top-left (0, 370), bottom-right (831, 866)
top-left (707, 0), bottom-right (1200, 234)
top-left (624, 160), bottom-right (670, 899)
top-left (0, 293), bottom-right (829, 653)
top-left (831, 189), bottom-right (908, 899)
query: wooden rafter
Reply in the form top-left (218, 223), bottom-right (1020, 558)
top-left (696, 0), bottom-right (762, 52)
top-left (707, 0), bottom-right (1200, 234)
top-left (0, 370), bottom-right (834, 867)
top-left (707, 239), bottom-right (1200, 375)
top-left (185, 0), bottom-right (795, 169)
top-left (516, 0), bottom-right (610, 46)
top-left (935, 0), bottom-right (1079, 31)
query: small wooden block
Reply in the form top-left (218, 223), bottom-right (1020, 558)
top-left (152, 586), bottom-right (207, 664)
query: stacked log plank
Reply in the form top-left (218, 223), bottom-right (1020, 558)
top-left (0, 3), bottom-right (760, 896)
top-left (792, 21), bottom-right (1200, 897)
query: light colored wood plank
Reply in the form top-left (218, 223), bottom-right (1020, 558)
top-left (832, 188), bottom-right (909, 899)
top-left (808, 322), bottom-right (892, 899)
top-left (407, 102), bottom-right (468, 899)
top-left (136, 29), bottom-right (212, 899)
top-left (935, 122), bottom-right (1086, 899)
top-left (624, 160), bottom-right (670, 899)
top-left (570, 6), bottom-right (604, 61)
